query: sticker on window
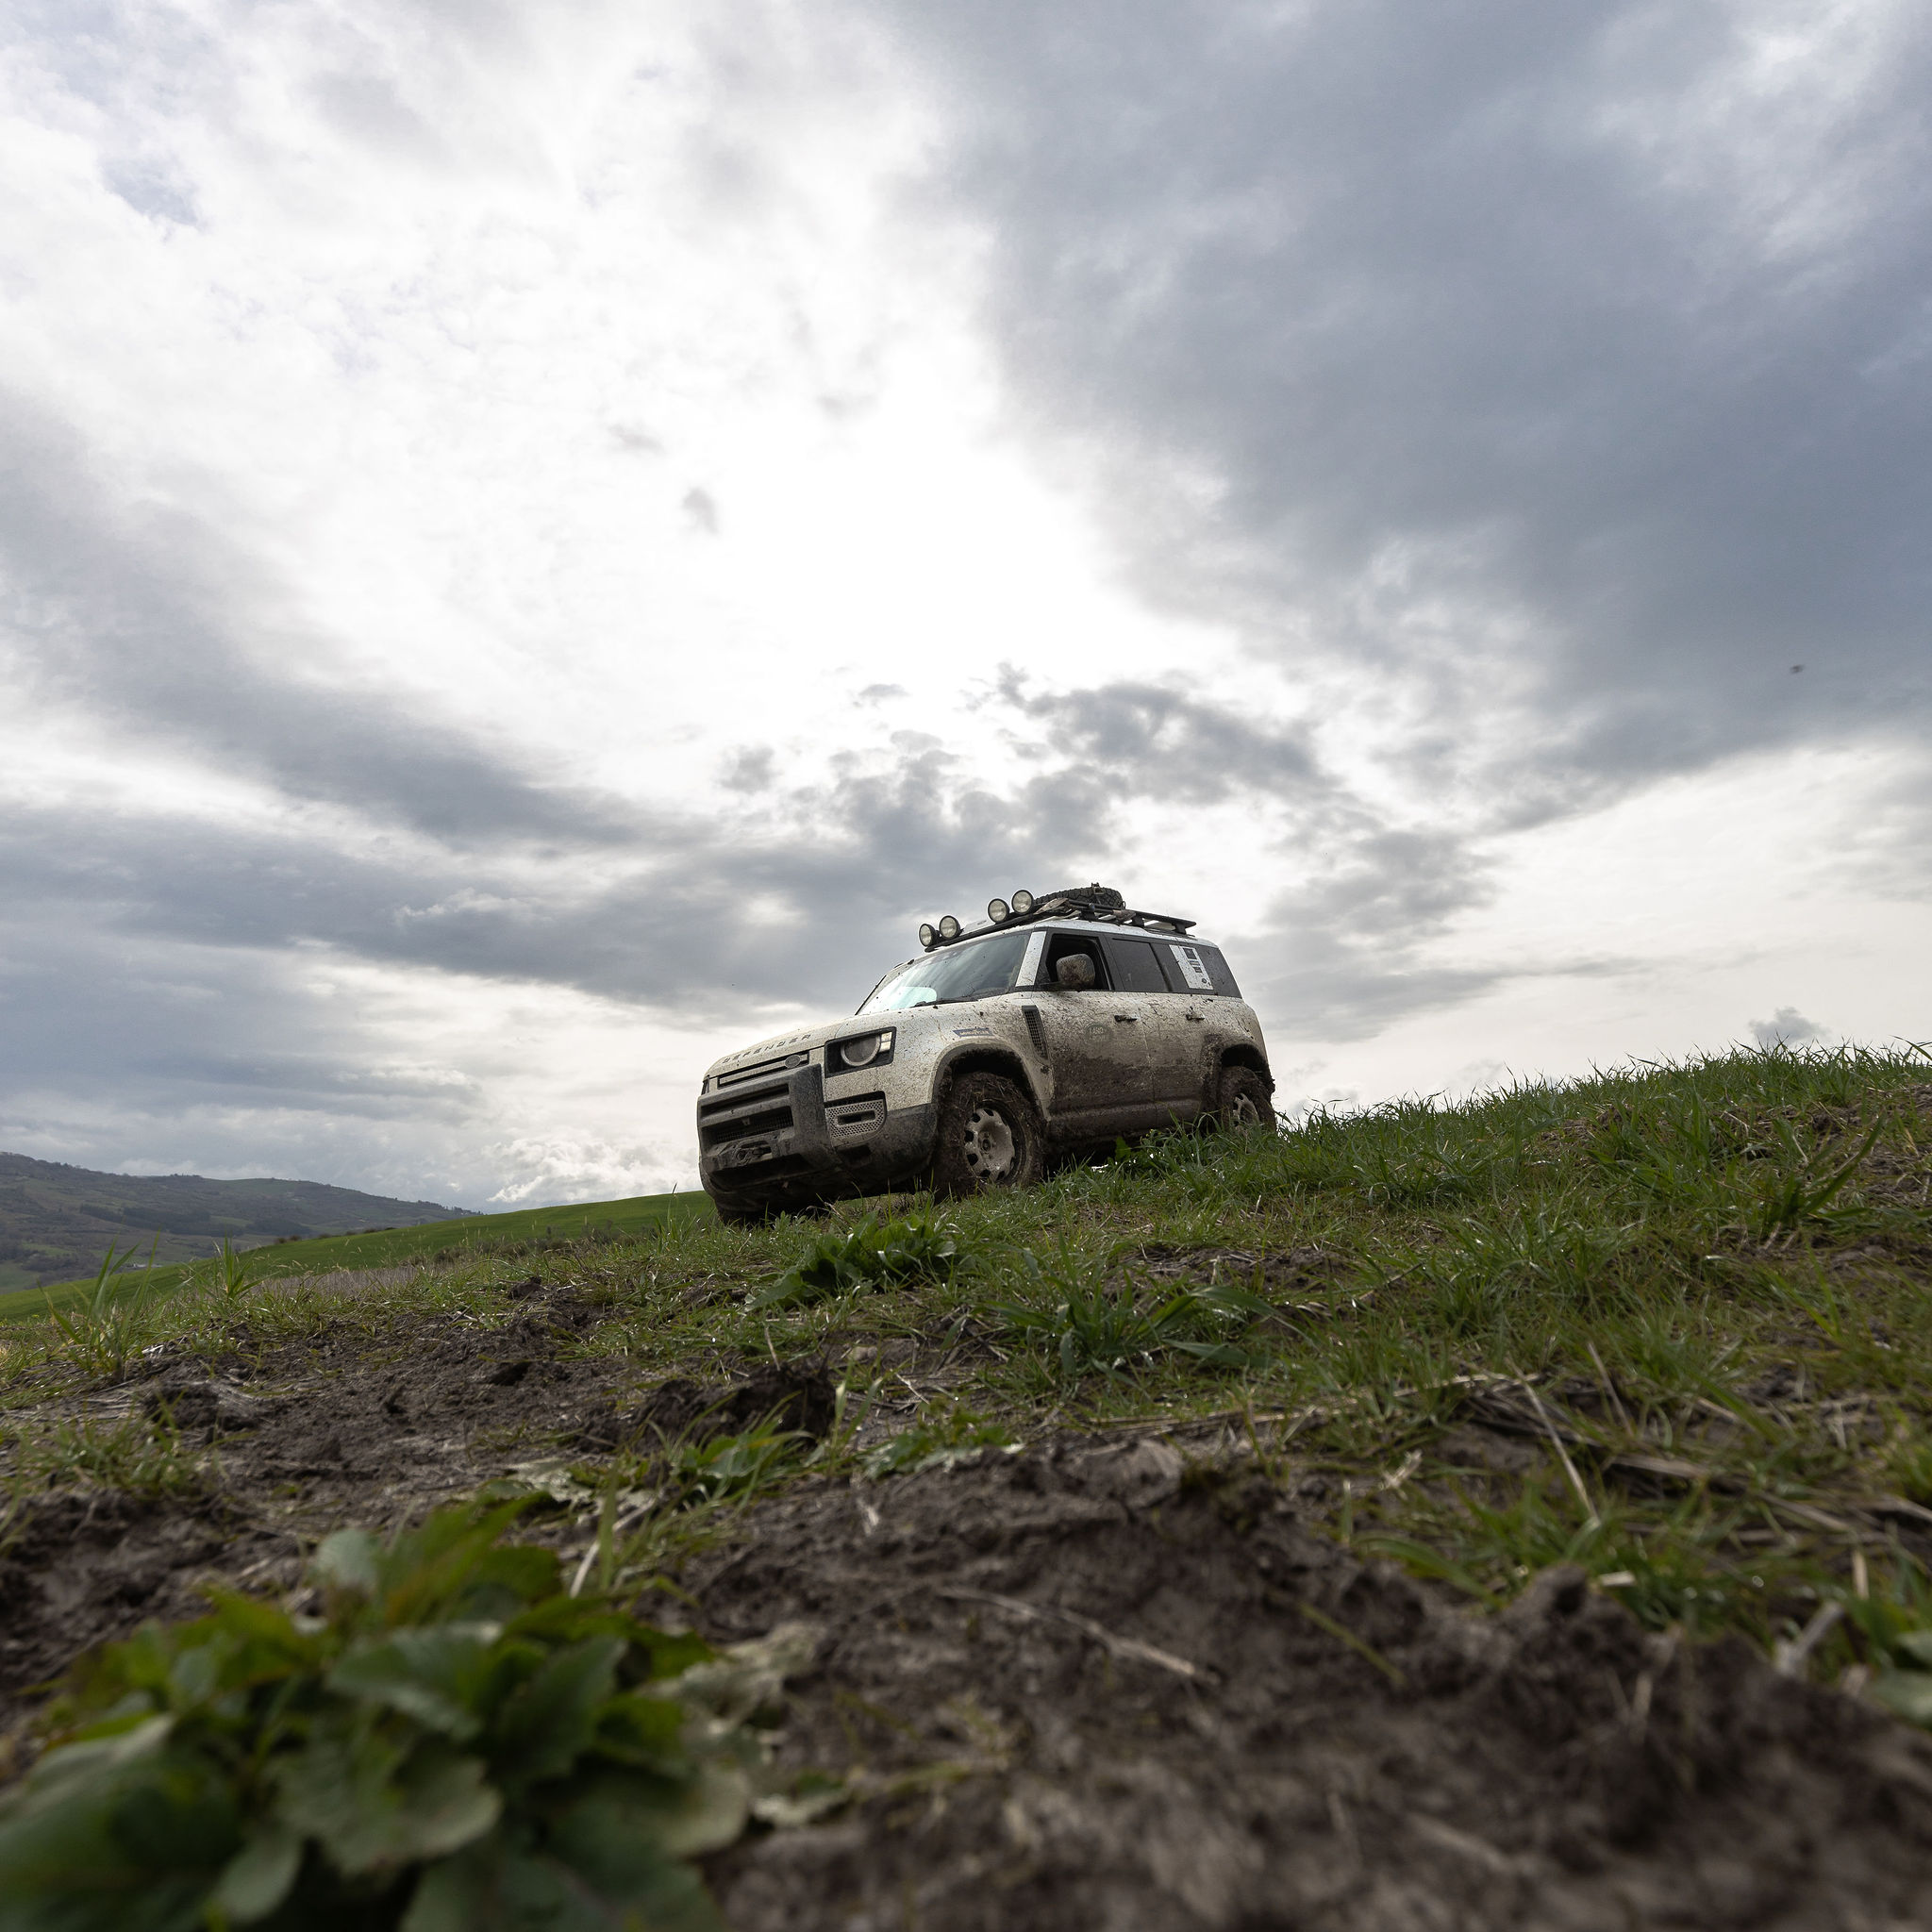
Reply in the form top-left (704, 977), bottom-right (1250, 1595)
top-left (1169, 943), bottom-right (1216, 992)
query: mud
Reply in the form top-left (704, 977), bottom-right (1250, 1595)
top-left (696, 1441), bottom-right (1932, 1931)
top-left (3, 1291), bottom-right (1931, 1927)
top-left (0, 1278), bottom-right (649, 1733)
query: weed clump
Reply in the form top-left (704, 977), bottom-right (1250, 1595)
top-left (754, 1208), bottom-right (966, 1311)
top-left (0, 1500), bottom-right (815, 1929)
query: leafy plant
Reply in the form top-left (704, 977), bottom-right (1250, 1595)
top-left (753, 1208), bottom-right (966, 1311)
top-left (45, 1239), bottom-right (158, 1382)
top-left (1750, 1119), bottom-right (1884, 1238)
top-left (861, 1404), bottom-right (1015, 1478)
top-left (0, 1499), bottom-right (816, 1930)
top-left (987, 1248), bottom-right (1274, 1385)
top-left (1840, 1561), bottom-right (1932, 1728)
top-left (200, 1239), bottom-right (263, 1306)
top-left (660, 1425), bottom-right (808, 1510)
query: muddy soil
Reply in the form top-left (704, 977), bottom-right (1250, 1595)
top-left (697, 1443), bottom-right (1932, 1930)
top-left (3, 1290), bottom-right (1931, 1927)
top-left (0, 1277), bottom-right (653, 1733)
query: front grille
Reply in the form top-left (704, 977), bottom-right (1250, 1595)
top-left (699, 1081), bottom-right (795, 1149)
top-left (702, 1106), bottom-right (795, 1150)
top-left (716, 1053), bottom-right (806, 1088)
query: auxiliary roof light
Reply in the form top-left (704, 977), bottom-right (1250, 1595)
top-left (917, 922), bottom-right (937, 950)
top-left (938, 914), bottom-right (961, 941)
top-left (987, 897), bottom-right (1010, 924)
top-left (1010, 889), bottom-right (1035, 915)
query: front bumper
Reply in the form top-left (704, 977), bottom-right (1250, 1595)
top-left (697, 1062), bottom-right (934, 1206)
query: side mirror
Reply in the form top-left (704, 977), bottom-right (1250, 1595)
top-left (1054, 955), bottom-right (1096, 990)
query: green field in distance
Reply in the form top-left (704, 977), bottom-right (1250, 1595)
top-left (0, 1189), bottom-right (714, 1324)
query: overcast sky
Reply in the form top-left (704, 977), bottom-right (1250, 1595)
top-left (2, 0), bottom-right (1927, 1208)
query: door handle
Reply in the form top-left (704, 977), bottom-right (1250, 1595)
top-left (1112, 1014), bottom-right (1138, 1023)
top-left (1184, 1012), bottom-right (1204, 1023)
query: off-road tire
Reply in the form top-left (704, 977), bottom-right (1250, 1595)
top-left (1216, 1064), bottom-right (1274, 1133)
top-left (712, 1196), bottom-right (772, 1227)
top-left (931, 1072), bottom-right (1046, 1197)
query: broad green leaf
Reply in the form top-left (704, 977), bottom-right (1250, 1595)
top-left (275, 1724), bottom-right (500, 1874)
top-left (208, 1822), bottom-right (303, 1924)
top-left (587, 1693), bottom-right (687, 1774)
top-left (328, 1629), bottom-right (499, 1741)
top-left (107, 1758), bottom-right (240, 1869)
top-left (399, 1841), bottom-right (495, 1932)
top-left (5, 1717), bottom-right (175, 1811)
top-left (1890, 1629), bottom-right (1932, 1670)
top-left (1870, 1669), bottom-right (1932, 1727)
top-left (544, 1776), bottom-right (732, 1925)
top-left (490, 1638), bottom-right (623, 1790)
top-left (313, 1530), bottom-right (381, 1598)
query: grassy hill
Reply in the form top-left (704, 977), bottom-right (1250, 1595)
top-left (2, 1044), bottom-right (1931, 1924)
top-left (0, 1185), bottom-right (711, 1323)
top-left (0, 1152), bottom-right (479, 1293)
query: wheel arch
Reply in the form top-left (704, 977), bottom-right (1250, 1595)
top-left (934, 1045), bottom-right (1044, 1116)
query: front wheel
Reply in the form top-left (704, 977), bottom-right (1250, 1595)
top-left (1216, 1064), bottom-right (1274, 1133)
top-left (931, 1072), bottom-right (1046, 1197)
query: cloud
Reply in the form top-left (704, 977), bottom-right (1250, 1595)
top-left (997, 671), bottom-right (1325, 805)
top-left (1748, 1006), bottom-right (1834, 1050)
top-left (874, 0), bottom-right (1932, 808)
top-left (0, 395), bottom-right (641, 850)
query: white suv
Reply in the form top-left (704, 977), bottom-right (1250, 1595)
top-left (696, 885), bottom-right (1273, 1223)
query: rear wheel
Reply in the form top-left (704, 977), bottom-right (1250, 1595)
top-left (1216, 1064), bottom-right (1274, 1132)
top-left (931, 1073), bottom-right (1045, 1197)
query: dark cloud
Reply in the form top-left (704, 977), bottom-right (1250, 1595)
top-left (874, 0), bottom-right (1932, 803)
top-left (997, 671), bottom-right (1325, 804)
top-left (0, 735), bottom-right (1121, 1024)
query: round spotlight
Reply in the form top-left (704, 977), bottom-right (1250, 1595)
top-left (937, 914), bottom-right (961, 941)
top-left (987, 897), bottom-right (1010, 924)
top-left (1010, 889), bottom-right (1035, 915)
top-left (839, 1033), bottom-right (883, 1068)
top-left (918, 923), bottom-right (937, 950)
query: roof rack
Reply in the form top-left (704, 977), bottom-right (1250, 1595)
top-left (922, 882), bottom-right (1196, 950)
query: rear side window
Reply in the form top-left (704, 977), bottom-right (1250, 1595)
top-left (1162, 941), bottom-right (1241, 997)
top-left (1102, 936), bottom-right (1170, 994)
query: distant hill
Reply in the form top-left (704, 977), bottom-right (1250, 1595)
top-left (0, 1153), bottom-right (475, 1292)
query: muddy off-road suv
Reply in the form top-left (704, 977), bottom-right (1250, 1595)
top-left (697, 885), bottom-right (1273, 1223)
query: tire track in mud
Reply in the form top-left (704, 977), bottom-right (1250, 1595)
top-left (694, 1440), bottom-right (1932, 1931)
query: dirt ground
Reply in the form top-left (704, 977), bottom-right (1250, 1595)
top-left (4, 1277), bottom-right (1931, 1928)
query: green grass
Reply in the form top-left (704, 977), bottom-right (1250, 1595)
top-left (5, 1041), bottom-right (1931, 1701)
top-left (0, 1189), bottom-right (711, 1325)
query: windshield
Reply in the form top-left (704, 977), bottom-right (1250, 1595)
top-left (859, 931), bottom-right (1033, 1013)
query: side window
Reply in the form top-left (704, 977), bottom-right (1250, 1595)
top-left (1163, 942), bottom-right (1241, 997)
top-left (1101, 936), bottom-right (1169, 994)
top-left (1042, 934), bottom-right (1109, 990)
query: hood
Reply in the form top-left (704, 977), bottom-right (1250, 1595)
top-left (703, 1015), bottom-right (852, 1082)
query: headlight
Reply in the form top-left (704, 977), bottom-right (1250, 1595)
top-left (987, 897), bottom-right (1009, 923)
top-left (835, 1028), bottom-right (893, 1069)
top-left (1010, 888), bottom-right (1034, 915)
top-left (938, 914), bottom-right (960, 941)
top-left (918, 922), bottom-right (937, 950)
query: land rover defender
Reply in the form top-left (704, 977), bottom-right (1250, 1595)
top-left (695, 885), bottom-right (1273, 1223)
